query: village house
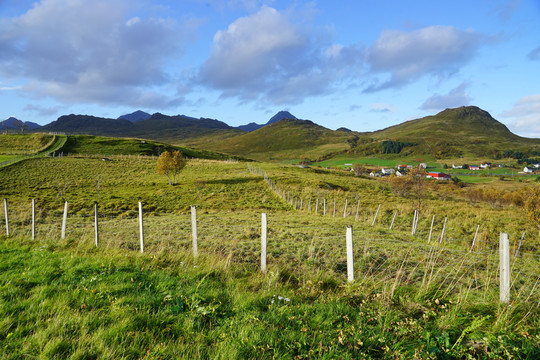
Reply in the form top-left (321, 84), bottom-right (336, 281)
top-left (381, 168), bottom-right (395, 175)
top-left (523, 167), bottom-right (534, 173)
top-left (469, 165), bottom-right (481, 170)
top-left (427, 172), bottom-right (452, 180)
top-left (452, 164), bottom-right (463, 169)
top-left (480, 162), bottom-right (491, 169)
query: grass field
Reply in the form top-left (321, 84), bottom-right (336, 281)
top-left (0, 155), bottom-right (539, 359)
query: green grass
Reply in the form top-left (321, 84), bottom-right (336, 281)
top-left (59, 135), bottom-right (238, 160)
top-left (0, 156), bottom-right (539, 358)
top-left (0, 134), bottom-right (55, 153)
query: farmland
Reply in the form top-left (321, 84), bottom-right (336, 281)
top-left (0, 138), bottom-right (539, 359)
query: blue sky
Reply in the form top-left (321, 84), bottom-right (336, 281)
top-left (1, 0), bottom-right (539, 137)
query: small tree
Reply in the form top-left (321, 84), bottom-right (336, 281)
top-left (352, 163), bottom-right (367, 176)
top-left (157, 150), bottom-right (186, 185)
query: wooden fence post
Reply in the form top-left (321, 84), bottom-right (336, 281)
top-left (470, 225), bottom-right (480, 252)
top-left (315, 198), bottom-right (319, 215)
top-left (500, 232), bottom-right (510, 303)
top-left (346, 226), bottom-right (354, 282)
top-left (333, 199), bottom-right (336, 217)
top-left (94, 202), bottom-right (99, 247)
top-left (439, 217), bottom-right (447, 243)
top-left (515, 232), bottom-right (525, 257)
top-left (138, 202), bottom-right (144, 253)
top-left (389, 210), bottom-right (397, 230)
top-left (191, 205), bottom-right (198, 257)
top-left (428, 215), bottom-right (435, 242)
top-left (61, 201), bottom-right (68, 240)
top-left (323, 199), bottom-right (326, 216)
top-left (343, 199), bottom-right (348, 218)
top-left (31, 199), bottom-right (35, 240)
top-left (371, 204), bottom-right (381, 226)
top-left (261, 213), bottom-right (267, 274)
top-left (355, 200), bottom-right (360, 221)
top-left (411, 210), bottom-right (417, 235)
top-left (3, 198), bottom-right (9, 237)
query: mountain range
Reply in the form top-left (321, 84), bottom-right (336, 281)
top-left (5, 106), bottom-right (540, 161)
top-left (1, 117), bottom-right (42, 131)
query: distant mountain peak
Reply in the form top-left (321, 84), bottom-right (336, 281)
top-left (267, 110), bottom-right (297, 125)
top-left (118, 110), bottom-right (151, 123)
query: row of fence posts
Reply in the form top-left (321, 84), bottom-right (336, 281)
top-left (1, 198), bottom-right (518, 303)
top-left (246, 166), bottom-right (527, 255)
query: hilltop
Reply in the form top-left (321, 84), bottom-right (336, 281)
top-left (354, 106), bottom-right (540, 159)
top-left (188, 118), bottom-right (351, 162)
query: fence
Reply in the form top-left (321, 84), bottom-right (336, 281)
top-left (2, 198), bottom-right (539, 304)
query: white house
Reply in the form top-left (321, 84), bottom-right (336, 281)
top-left (381, 168), bottom-right (395, 175)
top-left (523, 167), bottom-right (534, 173)
top-left (452, 164), bottom-right (463, 169)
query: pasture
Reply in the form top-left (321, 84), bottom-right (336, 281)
top-left (0, 155), bottom-right (539, 359)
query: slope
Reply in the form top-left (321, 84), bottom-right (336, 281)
top-left (194, 118), bottom-right (353, 161)
top-left (352, 106), bottom-right (540, 159)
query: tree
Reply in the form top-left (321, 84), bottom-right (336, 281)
top-left (157, 150), bottom-right (186, 185)
top-left (13, 119), bottom-right (27, 134)
top-left (352, 163), bottom-right (367, 176)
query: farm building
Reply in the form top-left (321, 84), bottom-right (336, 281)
top-left (381, 168), bottom-right (395, 175)
top-left (469, 165), bottom-right (480, 170)
top-left (452, 164), bottom-right (463, 169)
top-left (523, 167), bottom-right (534, 173)
top-left (480, 162), bottom-right (492, 168)
top-left (427, 172), bottom-right (452, 180)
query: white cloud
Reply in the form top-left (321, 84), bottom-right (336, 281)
top-left (500, 94), bottom-right (540, 137)
top-left (0, 0), bottom-right (192, 108)
top-left (365, 26), bottom-right (484, 92)
top-left (420, 82), bottom-right (471, 110)
top-left (197, 6), bottom-right (364, 105)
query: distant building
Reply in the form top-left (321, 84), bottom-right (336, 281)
top-left (480, 162), bottom-right (491, 169)
top-left (523, 167), bottom-right (534, 173)
top-left (469, 165), bottom-right (480, 171)
top-left (381, 168), bottom-right (395, 175)
top-left (452, 164), bottom-right (463, 169)
top-left (419, 163), bottom-right (427, 169)
top-left (427, 172), bottom-right (452, 180)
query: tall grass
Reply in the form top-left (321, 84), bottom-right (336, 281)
top-left (0, 156), bottom-right (539, 358)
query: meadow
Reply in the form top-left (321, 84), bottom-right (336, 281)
top-left (0, 154), bottom-right (539, 359)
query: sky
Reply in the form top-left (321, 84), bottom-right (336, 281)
top-left (1, 0), bottom-right (539, 137)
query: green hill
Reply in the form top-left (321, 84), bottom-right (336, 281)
top-left (351, 106), bottom-right (540, 159)
top-left (58, 135), bottom-right (238, 160)
top-left (188, 118), bottom-right (353, 162)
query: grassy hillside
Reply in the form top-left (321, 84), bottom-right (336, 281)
top-left (189, 119), bottom-right (353, 162)
top-left (353, 106), bottom-right (540, 159)
top-left (57, 135), bottom-right (238, 160)
top-left (0, 133), bottom-right (55, 153)
top-left (0, 156), bottom-right (538, 358)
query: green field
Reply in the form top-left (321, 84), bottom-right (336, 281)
top-left (0, 148), bottom-right (539, 358)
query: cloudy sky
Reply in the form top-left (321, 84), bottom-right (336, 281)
top-left (1, 0), bottom-right (539, 136)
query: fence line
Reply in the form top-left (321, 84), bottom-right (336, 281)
top-left (1, 199), bottom-right (530, 304)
